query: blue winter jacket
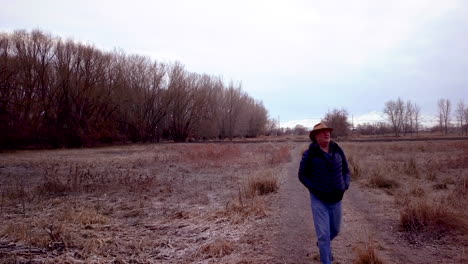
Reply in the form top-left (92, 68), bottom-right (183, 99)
top-left (298, 141), bottom-right (351, 203)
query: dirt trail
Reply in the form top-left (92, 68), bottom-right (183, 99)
top-left (272, 143), bottom-right (461, 264)
top-left (272, 144), bottom-right (316, 264)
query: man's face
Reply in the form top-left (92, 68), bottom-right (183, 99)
top-left (315, 130), bottom-right (331, 145)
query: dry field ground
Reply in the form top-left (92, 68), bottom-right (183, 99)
top-left (0, 139), bottom-right (467, 263)
top-left (341, 140), bottom-right (468, 264)
top-left (0, 143), bottom-right (292, 263)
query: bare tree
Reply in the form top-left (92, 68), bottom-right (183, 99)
top-left (455, 100), bottom-right (465, 135)
top-left (356, 122), bottom-right (391, 135)
top-left (465, 107), bottom-right (468, 136)
top-left (265, 118), bottom-right (278, 136)
top-left (166, 63), bottom-right (194, 142)
top-left (0, 29), bottom-right (269, 147)
top-left (245, 99), bottom-right (268, 137)
top-left (293, 124), bottom-right (307, 135)
top-left (220, 82), bottom-right (245, 140)
top-left (192, 75), bottom-right (223, 139)
top-left (322, 108), bottom-right (351, 138)
top-left (384, 98), bottom-right (405, 136)
top-left (403, 100), bottom-right (414, 136)
top-left (413, 103), bottom-right (421, 136)
top-left (438, 98), bottom-right (451, 135)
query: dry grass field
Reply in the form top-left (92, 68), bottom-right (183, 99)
top-left (0, 143), bottom-right (292, 263)
top-left (343, 140), bottom-right (468, 263)
top-left (0, 139), bottom-right (467, 263)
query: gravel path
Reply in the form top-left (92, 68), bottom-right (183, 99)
top-left (270, 143), bottom-right (466, 264)
top-left (272, 143), bottom-right (393, 264)
top-left (273, 144), bottom-right (317, 264)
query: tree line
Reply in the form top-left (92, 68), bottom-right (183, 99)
top-left (286, 98), bottom-right (468, 138)
top-left (383, 97), bottom-right (468, 136)
top-left (0, 30), bottom-right (269, 148)
top-left (357, 97), bottom-right (467, 137)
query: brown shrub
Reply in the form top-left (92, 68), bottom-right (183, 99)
top-left (269, 145), bottom-right (292, 166)
top-left (432, 183), bottom-right (448, 190)
top-left (442, 177), bottom-right (455, 185)
top-left (0, 220), bottom-right (61, 248)
top-left (348, 156), bottom-right (362, 180)
top-left (36, 164), bottom-right (69, 196)
top-left (368, 169), bottom-right (399, 189)
top-left (400, 200), bottom-right (467, 238)
top-left (405, 158), bottom-right (419, 178)
top-left (200, 239), bottom-right (234, 259)
top-left (118, 171), bottom-right (157, 193)
top-left (410, 186), bottom-right (425, 197)
top-left (426, 171), bottom-right (437, 181)
top-left (60, 206), bottom-right (108, 225)
top-left (247, 170), bottom-right (278, 197)
top-left (1, 177), bottom-right (29, 201)
top-left (222, 195), bottom-right (267, 223)
top-left (353, 242), bottom-right (385, 264)
top-left (185, 144), bottom-right (241, 162)
top-left (445, 178), bottom-right (468, 209)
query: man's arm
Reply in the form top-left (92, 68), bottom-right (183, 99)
top-left (340, 150), bottom-right (351, 190)
top-left (298, 150), bottom-right (314, 190)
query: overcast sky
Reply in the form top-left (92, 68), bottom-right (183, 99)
top-left (2, 0), bottom-right (467, 127)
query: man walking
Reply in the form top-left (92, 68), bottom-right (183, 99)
top-left (298, 123), bottom-right (351, 264)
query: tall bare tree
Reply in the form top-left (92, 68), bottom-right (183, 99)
top-left (403, 100), bottom-right (414, 136)
top-left (0, 29), bottom-right (270, 147)
top-left (438, 98), bottom-right (451, 135)
top-left (220, 82), bottom-right (245, 140)
top-left (413, 103), bottom-right (421, 136)
top-left (245, 99), bottom-right (268, 137)
top-left (322, 108), bottom-right (351, 137)
top-left (384, 97), bottom-right (405, 136)
top-left (455, 100), bottom-right (465, 135)
top-left (464, 107), bottom-right (468, 136)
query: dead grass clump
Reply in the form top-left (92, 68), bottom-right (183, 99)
top-left (442, 177), bottom-right (455, 185)
top-left (432, 183), bottom-right (448, 190)
top-left (247, 170), bottom-right (278, 197)
top-left (1, 177), bottom-right (29, 201)
top-left (44, 223), bottom-right (66, 250)
top-left (394, 191), bottom-right (411, 207)
top-left (410, 186), bottom-right (425, 197)
top-left (185, 144), bottom-right (241, 162)
top-left (222, 195), bottom-right (267, 223)
top-left (118, 171), bottom-right (157, 193)
top-left (426, 171), bottom-right (437, 181)
top-left (36, 164), bottom-right (69, 196)
top-left (0, 221), bottom-right (62, 249)
top-left (400, 200), bottom-right (467, 238)
top-left (269, 146), bottom-right (292, 166)
top-left (81, 237), bottom-right (114, 255)
top-left (353, 242), bottom-right (385, 264)
top-left (348, 156), bottom-right (362, 180)
top-left (36, 163), bottom-right (115, 196)
top-left (199, 239), bottom-right (234, 259)
top-left (122, 208), bottom-right (145, 218)
top-left (1, 222), bottom-right (29, 243)
top-left (405, 158), bottom-right (419, 178)
top-left (61, 206), bottom-right (108, 225)
top-left (67, 164), bottom-right (101, 192)
top-left (368, 169), bottom-right (399, 189)
top-left (444, 179), bottom-right (467, 209)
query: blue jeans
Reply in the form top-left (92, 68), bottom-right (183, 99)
top-left (310, 193), bottom-right (342, 264)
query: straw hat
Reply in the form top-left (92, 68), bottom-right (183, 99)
top-left (309, 122), bottom-right (333, 141)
